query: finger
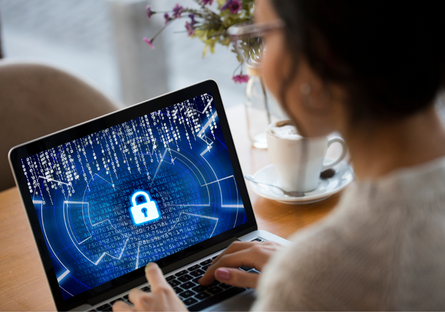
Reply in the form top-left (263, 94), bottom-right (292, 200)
top-left (210, 241), bottom-right (256, 265)
top-left (112, 300), bottom-right (134, 312)
top-left (129, 289), bottom-right (155, 310)
top-left (128, 288), bottom-right (145, 306)
top-left (201, 242), bottom-right (256, 284)
top-left (214, 267), bottom-right (259, 289)
top-left (200, 248), bottom-right (268, 285)
top-left (210, 241), bottom-right (281, 268)
top-left (145, 262), bottom-right (170, 292)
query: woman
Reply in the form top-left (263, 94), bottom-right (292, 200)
top-left (114, 0), bottom-right (445, 310)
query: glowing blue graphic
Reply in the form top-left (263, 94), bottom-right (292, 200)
top-left (129, 191), bottom-right (161, 226)
top-left (21, 92), bottom-right (248, 300)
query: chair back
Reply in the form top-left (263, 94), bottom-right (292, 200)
top-left (0, 60), bottom-right (119, 191)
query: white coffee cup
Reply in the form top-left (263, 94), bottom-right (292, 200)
top-left (266, 120), bottom-right (347, 192)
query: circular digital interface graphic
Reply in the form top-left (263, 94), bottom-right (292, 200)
top-left (21, 93), bottom-right (247, 299)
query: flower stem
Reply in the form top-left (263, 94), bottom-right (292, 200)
top-left (232, 61), bottom-right (243, 77)
top-left (150, 23), bottom-right (171, 42)
top-left (193, 0), bottom-right (220, 19)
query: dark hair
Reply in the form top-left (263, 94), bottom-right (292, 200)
top-left (270, 0), bottom-right (445, 123)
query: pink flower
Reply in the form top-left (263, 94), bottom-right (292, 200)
top-left (221, 0), bottom-right (241, 14)
top-left (143, 37), bottom-right (154, 49)
top-left (146, 5), bottom-right (153, 19)
top-left (202, 0), bottom-right (214, 5)
top-left (185, 21), bottom-right (195, 37)
top-left (189, 13), bottom-right (196, 26)
top-left (228, 0), bottom-right (242, 14)
top-left (172, 3), bottom-right (183, 19)
top-left (221, 0), bottom-right (231, 11)
top-left (232, 74), bottom-right (249, 83)
top-left (164, 13), bottom-right (170, 25)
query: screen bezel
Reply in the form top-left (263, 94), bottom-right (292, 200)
top-left (9, 80), bottom-right (257, 311)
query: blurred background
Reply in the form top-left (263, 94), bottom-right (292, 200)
top-left (0, 0), bottom-right (246, 108)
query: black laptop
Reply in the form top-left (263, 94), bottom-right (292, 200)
top-left (9, 80), bottom-right (288, 311)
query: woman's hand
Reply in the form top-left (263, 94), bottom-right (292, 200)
top-left (199, 241), bottom-right (282, 289)
top-left (113, 262), bottom-right (187, 312)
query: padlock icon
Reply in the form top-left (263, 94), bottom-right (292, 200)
top-left (129, 191), bottom-right (161, 226)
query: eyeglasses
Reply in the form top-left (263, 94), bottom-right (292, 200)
top-left (228, 20), bottom-right (285, 65)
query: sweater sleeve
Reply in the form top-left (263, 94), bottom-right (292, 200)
top-left (251, 228), bottom-right (344, 311)
top-left (251, 221), bottom-right (392, 311)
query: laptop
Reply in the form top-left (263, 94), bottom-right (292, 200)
top-left (9, 80), bottom-right (289, 311)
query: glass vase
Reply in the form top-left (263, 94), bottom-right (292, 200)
top-left (244, 65), bottom-right (285, 149)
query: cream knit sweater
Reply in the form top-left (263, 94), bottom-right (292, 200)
top-left (253, 157), bottom-right (445, 310)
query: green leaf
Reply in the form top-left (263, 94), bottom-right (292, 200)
top-left (221, 37), bottom-right (231, 46)
top-left (148, 0), bottom-right (256, 78)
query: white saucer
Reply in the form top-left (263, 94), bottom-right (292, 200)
top-left (248, 161), bottom-right (354, 204)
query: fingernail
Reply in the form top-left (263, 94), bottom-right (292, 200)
top-left (145, 262), bottom-right (153, 273)
top-left (215, 268), bottom-right (230, 281)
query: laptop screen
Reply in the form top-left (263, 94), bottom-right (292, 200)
top-left (18, 90), bottom-right (249, 300)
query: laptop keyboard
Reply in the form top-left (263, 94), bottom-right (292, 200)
top-left (89, 237), bottom-right (263, 312)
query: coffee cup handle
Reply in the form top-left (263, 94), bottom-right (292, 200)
top-left (322, 137), bottom-right (348, 170)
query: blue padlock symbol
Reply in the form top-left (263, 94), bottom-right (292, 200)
top-left (129, 191), bottom-right (161, 226)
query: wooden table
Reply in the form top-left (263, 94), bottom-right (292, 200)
top-left (0, 106), bottom-right (341, 311)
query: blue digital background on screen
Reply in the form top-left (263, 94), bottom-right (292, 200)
top-left (20, 93), bottom-right (247, 299)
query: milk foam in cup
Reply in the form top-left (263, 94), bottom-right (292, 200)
top-left (266, 120), bottom-right (347, 193)
top-left (268, 120), bottom-right (302, 141)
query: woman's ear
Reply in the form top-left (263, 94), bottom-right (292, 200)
top-left (299, 82), bottom-right (332, 113)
